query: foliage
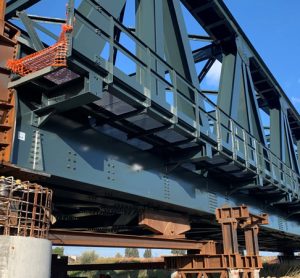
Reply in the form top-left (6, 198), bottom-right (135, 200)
top-left (125, 248), bottom-right (139, 258)
top-left (171, 249), bottom-right (186, 255)
top-left (69, 251), bottom-right (99, 278)
top-left (261, 261), bottom-right (300, 277)
top-left (80, 250), bottom-right (99, 264)
top-left (115, 252), bottom-right (123, 258)
top-left (52, 247), bottom-right (64, 256)
top-left (143, 249), bottom-right (152, 258)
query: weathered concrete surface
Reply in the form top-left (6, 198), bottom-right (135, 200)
top-left (0, 236), bottom-right (52, 278)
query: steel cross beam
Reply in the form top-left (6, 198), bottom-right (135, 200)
top-left (49, 230), bottom-right (204, 250)
top-left (5, 0), bottom-right (41, 19)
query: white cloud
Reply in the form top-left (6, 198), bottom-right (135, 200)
top-left (291, 96), bottom-right (300, 105)
top-left (205, 60), bottom-right (222, 87)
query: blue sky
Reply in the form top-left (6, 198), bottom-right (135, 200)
top-left (16, 0), bottom-right (300, 257)
top-left (224, 0), bottom-right (300, 108)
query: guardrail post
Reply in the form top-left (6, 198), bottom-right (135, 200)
top-left (230, 119), bottom-right (236, 160)
top-left (216, 109), bottom-right (222, 151)
top-left (171, 69), bottom-right (178, 119)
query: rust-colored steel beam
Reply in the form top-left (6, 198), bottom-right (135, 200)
top-left (164, 254), bottom-right (262, 270)
top-left (162, 206), bottom-right (268, 277)
top-left (215, 205), bottom-right (268, 256)
top-left (0, 2), bottom-right (19, 163)
top-left (51, 206), bottom-right (268, 278)
top-left (49, 230), bottom-right (205, 250)
top-left (139, 210), bottom-right (190, 236)
top-left (0, 1), bottom-right (5, 28)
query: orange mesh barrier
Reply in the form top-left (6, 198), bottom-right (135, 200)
top-left (7, 24), bottom-right (73, 76)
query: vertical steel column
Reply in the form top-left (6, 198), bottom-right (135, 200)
top-left (0, 1), bottom-right (5, 32)
top-left (244, 226), bottom-right (259, 256)
top-left (162, 0), bottom-right (209, 130)
top-left (297, 140), bottom-right (300, 168)
top-left (136, 0), bottom-right (164, 101)
top-left (0, 3), bottom-right (19, 163)
top-left (218, 49), bottom-right (266, 145)
top-left (270, 101), bottom-right (300, 184)
top-left (219, 219), bottom-right (239, 254)
top-left (216, 207), bottom-right (240, 255)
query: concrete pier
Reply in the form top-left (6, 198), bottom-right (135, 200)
top-left (0, 236), bottom-right (52, 278)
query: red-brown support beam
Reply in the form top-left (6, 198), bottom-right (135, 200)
top-left (139, 210), bottom-right (190, 237)
top-left (244, 226), bottom-right (259, 256)
top-left (49, 230), bottom-right (205, 250)
top-left (0, 3), bottom-right (19, 163)
top-left (0, 1), bottom-right (5, 29)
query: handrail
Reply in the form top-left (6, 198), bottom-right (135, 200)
top-left (74, 3), bottom-right (300, 196)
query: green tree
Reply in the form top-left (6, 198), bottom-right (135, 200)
top-left (143, 249), bottom-right (152, 258)
top-left (125, 248), bottom-right (139, 258)
top-left (69, 251), bottom-right (100, 278)
top-left (115, 252), bottom-right (123, 258)
top-left (52, 247), bottom-right (64, 256)
top-left (171, 249), bottom-right (186, 256)
top-left (80, 250), bottom-right (99, 264)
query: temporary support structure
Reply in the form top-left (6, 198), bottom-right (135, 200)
top-left (50, 205), bottom-right (268, 278)
top-left (164, 206), bottom-right (268, 278)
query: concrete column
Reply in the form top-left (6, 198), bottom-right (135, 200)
top-left (253, 269), bottom-right (260, 278)
top-left (228, 269), bottom-right (240, 278)
top-left (0, 236), bottom-right (52, 278)
top-left (171, 271), bottom-right (181, 278)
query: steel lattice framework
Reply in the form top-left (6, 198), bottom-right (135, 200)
top-left (1, 0), bottom-right (300, 254)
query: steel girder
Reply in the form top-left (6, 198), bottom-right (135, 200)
top-left (2, 0), bottom-right (300, 251)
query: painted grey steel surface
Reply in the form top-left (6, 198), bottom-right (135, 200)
top-left (5, 0), bottom-right (40, 19)
top-left (4, 0), bottom-right (300, 249)
top-left (0, 236), bottom-right (52, 278)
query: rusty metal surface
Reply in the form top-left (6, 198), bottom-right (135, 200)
top-left (164, 254), bottom-right (261, 270)
top-left (0, 2), bottom-right (19, 163)
top-left (139, 210), bottom-right (190, 237)
top-left (0, 2), bottom-right (5, 33)
top-left (215, 205), bottom-right (268, 257)
top-left (49, 206), bottom-right (268, 277)
top-left (163, 205), bottom-right (268, 277)
top-left (49, 229), bottom-right (206, 250)
top-left (0, 176), bottom-right (53, 238)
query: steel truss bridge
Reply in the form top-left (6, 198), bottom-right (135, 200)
top-left (1, 0), bottom-right (300, 254)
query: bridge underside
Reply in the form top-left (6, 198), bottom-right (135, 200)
top-left (1, 0), bottom-right (300, 255)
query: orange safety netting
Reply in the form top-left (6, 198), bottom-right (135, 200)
top-left (7, 24), bottom-right (73, 76)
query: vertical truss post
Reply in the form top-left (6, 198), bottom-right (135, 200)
top-left (136, 0), bottom-right (164, 101)
top-left (297, 140), bottom-right (300, 169)
top-left (172, 69), bottom-right (178, 118)
top-left (106, 15), bottom-right (114, 85)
